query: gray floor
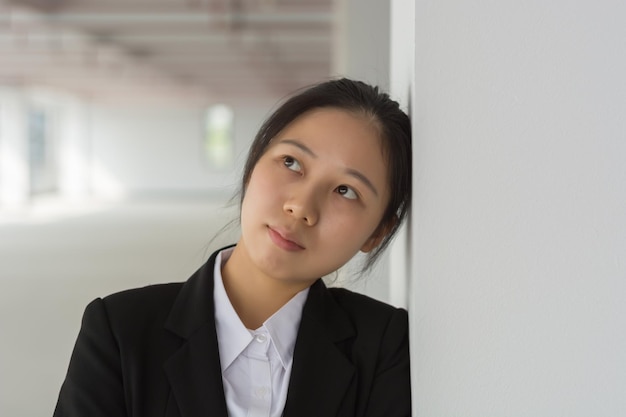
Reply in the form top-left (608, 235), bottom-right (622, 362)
top-left (0, 197), bottom-right (239, 417)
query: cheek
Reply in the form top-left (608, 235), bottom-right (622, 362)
top-left (324, 211), bottom-right (378, 245)
top-left (242, 166), bottom-right (278, 211)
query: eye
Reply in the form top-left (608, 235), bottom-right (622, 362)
top-left (283, 156), bottom-right (302, 173)
top-left (336, 185), bottom-right (358, 200)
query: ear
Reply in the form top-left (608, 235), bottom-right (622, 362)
top-left (360, 217), bottom-right (396, 253)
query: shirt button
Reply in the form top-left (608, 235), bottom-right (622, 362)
top-left (255, 387), bottom-right (268, 398)
top-left (255, 334), bottom-right (267, 343)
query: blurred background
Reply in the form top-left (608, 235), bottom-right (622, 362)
top-left (0, 0), bottom-right (392, 206)
top-left (0, 0), bottom-right (398, 415)
top-left (3, 1), bottom-right (626, 416)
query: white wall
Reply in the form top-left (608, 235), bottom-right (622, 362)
top-left (89, 102), bottom-right (274, 198)
top-left (388, 0), bottom-right (415, 309)
top-left (409, 0), bottom-right (626, 415)
top-left (334, 0), bottom-right (390, 90)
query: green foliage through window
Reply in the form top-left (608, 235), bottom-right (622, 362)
top-left (204, 104), bottom-right (234, 170)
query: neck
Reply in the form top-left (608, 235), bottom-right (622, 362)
top-left (221, 241), bottom-right (313, 329)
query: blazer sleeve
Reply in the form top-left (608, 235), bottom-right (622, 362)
top-left (365, 308), bottom-right (411, 417)
top-left (53, 298), bottom-right (128, 417)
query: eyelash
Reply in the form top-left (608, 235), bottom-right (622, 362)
top-left (281, 155), bottom-right (360, 201)
top-left (282, 155), bottom-right (302, 173)
top-left (336, 185), bottom-right (359, 200)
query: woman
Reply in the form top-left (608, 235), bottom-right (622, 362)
top-left (54, 78), bottom-right (412, 417)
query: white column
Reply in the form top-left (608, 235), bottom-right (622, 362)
top-left (0, 87), bottom-right (29, 209)
top-left (388, 0), bottom-right (416, 309)
top-left (332, 0), bottom-right (391, 90)
top-left (410, 0), bottom-right (626, 415)
top-left (57, 95), bottom-right (90, 201)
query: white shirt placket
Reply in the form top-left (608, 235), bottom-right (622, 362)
top-left (247, 331), bottom-right (272, 417)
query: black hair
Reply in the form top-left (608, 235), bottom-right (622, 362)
top-left (240, 78), bottom-right (411, 272)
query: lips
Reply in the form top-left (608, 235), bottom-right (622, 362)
top-left (267, 226), bottom-right (305, 252)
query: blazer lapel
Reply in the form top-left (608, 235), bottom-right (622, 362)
top-left (163, 253), bottom-right (229, 417)
top-left (160, 250), bottom-right (357, 417)
top-left (282, 280), bottom-right (357, 417)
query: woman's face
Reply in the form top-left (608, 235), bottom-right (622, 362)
top-left (238, 107), bottom-right (390, 286)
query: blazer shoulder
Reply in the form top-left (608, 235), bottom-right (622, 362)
top-left (325, 286), bottom-right (408, 329)
top-left (94, 282), bottom-right (185, 336)
top-left (103, 282), bottom-right (184, 312)
top-left (327, 286), bottom-right (405, 313)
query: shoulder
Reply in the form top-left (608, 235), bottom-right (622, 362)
top-left (321, 286), bottom-right (410, 402)
top-left (326, 286), bottom-right (407, 320)
top-left (101, 282), bottom-right (184, 313)
top-left (84, 282), bottom-right (185, 339)
top-left (325, 286), bottom-right (408, 338)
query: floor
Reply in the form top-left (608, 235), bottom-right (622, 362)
top-left (0, 196), bottom-right (239, 416)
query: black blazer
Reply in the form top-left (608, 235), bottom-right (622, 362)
top-left (54, 249), bottom-right (411, 417)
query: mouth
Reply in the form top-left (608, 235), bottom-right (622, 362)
top-left (267, 226), bottom-right (305, 252)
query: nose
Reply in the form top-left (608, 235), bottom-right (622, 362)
top-left (283, 188), bottom-right (319, 226)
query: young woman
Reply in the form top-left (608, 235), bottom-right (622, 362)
top-left (54, 78), bottom-right (412, 417)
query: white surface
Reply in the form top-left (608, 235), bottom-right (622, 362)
top-left (0, 88), bottom-right (29, 208)
top-left (388, 0), bottom-right (416, 309)
top-left (57, 95), bottom-right (90, 201)
top-left (333, 0), bottom-right (390, 90)
top-left (410, 0), bottom-right (626, 415)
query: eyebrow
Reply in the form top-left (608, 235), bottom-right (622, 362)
top-left (346, 168), bottom-right (380, 197)
top-left (279, 139), bottom-right (318, 158)
top-left (278, 138), bottom-right (380, 197)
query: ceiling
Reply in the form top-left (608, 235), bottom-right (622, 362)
top-left (0, 0), bottom-right (335, 104)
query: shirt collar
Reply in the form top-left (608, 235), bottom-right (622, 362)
top-left (263, 284), bottom-right (309, 369)
top-left (213, 248), bottom-right (309, 371)
top-left (213, 248), bottom-right (253, 371)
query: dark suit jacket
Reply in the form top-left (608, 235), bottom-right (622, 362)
top-left (54, 249), bottom-right (411, 417)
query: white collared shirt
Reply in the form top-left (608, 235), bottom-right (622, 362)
top-left (213, 248), bottom-right (309, 417)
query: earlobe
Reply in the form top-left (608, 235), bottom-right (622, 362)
top-left (360, 234), bottom-right (384, 253)
top-left (360, 217), bottom-right (396, 253)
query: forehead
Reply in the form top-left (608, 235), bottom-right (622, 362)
top-left (276, 107), bottom-right (381, 145)
top-left (272, 107), bottom-right (389, 182)
top-left (275, 107), bottom-right (383, 150)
